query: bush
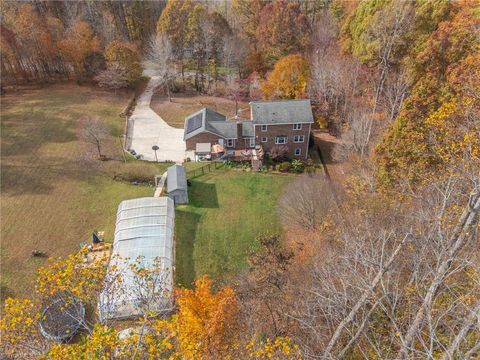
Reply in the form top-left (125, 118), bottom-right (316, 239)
top-left (278, 161), bottom-right (291, 172)
top-left (290, 159), bottom-right (305, 173)
top-left (271, 145), bottom-right (289, 162)
top-left (112, 163), bottom-right (156, 184)
top-left (225, 160), bottom-right (236, 169)
top-left (305, 166), bottom-right (316, 174)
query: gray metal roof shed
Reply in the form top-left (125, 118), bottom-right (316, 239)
top-left (98, 197), bottom-right (175, 322)
top-left (167, 164), bottom-right (189, 204)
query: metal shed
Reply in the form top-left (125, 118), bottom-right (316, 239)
top-left (167, 164), bottom-right (189, 204)
top-left (98, 197), bottom-right (175, 322)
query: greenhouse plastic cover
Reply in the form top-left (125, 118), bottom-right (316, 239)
top-left (98, 197), bottom-right (175, 321)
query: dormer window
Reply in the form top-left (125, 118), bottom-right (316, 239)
top-left (293, 124), bottom-right (302, 130)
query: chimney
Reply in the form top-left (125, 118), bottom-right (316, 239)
top-left (236, 121), bottom-right (243, 140)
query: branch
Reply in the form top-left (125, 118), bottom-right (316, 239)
top-left (323, 233), bottom-right (410, 359)
top-left (397, 187), bottom-right (480, 359)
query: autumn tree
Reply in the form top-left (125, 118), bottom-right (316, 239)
top-left (256, 0), bottom-right (311, 67)
top-left (0, 251), bottom-right (109, 358)
top-left (104, 40), bottom-right (142, 85)
top-left (261, 54), bottom-right (309, 99)
top-left (375, 2), bottom-right (480, 187)
top-left (163, 275), bottom-right (240, 359)
top-left (59, 20), bottom-right (101, 81)
top-left (0, 4), bottom-right (66, 82)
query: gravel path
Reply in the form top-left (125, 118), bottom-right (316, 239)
top-left (126, 74), bottom-right (185, 163)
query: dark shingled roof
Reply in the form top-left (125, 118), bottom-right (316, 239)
top-left (250, 99), bottom-right (314, 125)
top-left (184, 108), bottom-right (254, 140)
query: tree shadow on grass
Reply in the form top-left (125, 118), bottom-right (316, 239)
top-left (175, 209), bottom-right (201, 288)
top-left (188, 180), bottom-right (219, 208)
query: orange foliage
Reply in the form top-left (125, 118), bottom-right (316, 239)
top-left (58, 20), bottom-right (100, 77)
top-left (156, 275), bottom-right (240, 359)
top-left (261, 54), bottom-right (309, 100)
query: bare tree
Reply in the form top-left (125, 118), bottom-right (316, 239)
top-left (144, 34), bottom-right (175, 101)
top-left (278, 175), bottom-right (338, 231)
top-left (94, 63), bottom-right (129, 92)
top-left (332, 109), bottom-right (377, 161)
top-left (80, 116), bottom-right (109, 160)
top-left (368, 1), bottom-right (413, 116)
top-left (397, 184), bottom-right (480, 359)
top-left (382, 69), bottom-right (408, 122)
top-left (285, 175), bottom-right (480, 359)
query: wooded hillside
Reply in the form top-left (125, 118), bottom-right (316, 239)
top-left (1, 0), bottom-right (479, 359)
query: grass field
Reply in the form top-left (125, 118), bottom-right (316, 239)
top-left (0, 84), bottom-right (170, 299)
top-left (175, 170), bottom-right (292, 287)
top-left (150, 93), bottom-right (249, 128)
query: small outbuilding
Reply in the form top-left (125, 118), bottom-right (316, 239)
top-left (167, 164), bottom-right (189, 204)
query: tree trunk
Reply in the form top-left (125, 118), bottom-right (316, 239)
top-left (323, 234), bottom-right (410, 359)
top-left (397, 189), bottom-right (480, 359)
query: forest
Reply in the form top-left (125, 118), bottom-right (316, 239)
top-left (1, 0), bottom-right (479, 359)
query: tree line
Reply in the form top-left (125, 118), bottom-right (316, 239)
top-left (1, 0), bottom-right (479, 358)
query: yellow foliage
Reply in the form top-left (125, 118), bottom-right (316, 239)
top-left (0, 298), bottom-right (38, 355)
top-left (245, 336), bottom-right (302, 359)
top-left (155, 275), bottom-right (240, 359)
top-left (36, 250), bottom-right (108, 302)
top-left (261, 54), bottom-right (309, 100)
top-left (44, 324), bottom-right (119, 360)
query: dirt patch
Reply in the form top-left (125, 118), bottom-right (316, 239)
top-left (150, 92), bottom-right (250, 129)
top-left (312, 130), bottom-right (351, 183)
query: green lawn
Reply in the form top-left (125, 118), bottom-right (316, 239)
top-left (175, 170), bottom-right (292, 287)
top-left (0, 84), bottom-right (169, 299)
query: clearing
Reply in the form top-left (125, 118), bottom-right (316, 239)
top-left (0, 84), bottom-right (170, 299)
top-left (151, 93), bottom-right (250, 128)
top-left (175, 170), bottom-right (292, 287)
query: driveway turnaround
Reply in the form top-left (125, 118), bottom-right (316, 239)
top-left (126, 75), bottom-right (185, 163)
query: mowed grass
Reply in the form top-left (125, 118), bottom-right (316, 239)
top-left (175, 170), bottom-right (292, 287)
top-left (0, 84), bottom-right (169, 299)
top-left (150, 93), bottom-right (249, 128)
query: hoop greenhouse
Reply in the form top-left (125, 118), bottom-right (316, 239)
top-left (98, 197), bottom-right (175, 321)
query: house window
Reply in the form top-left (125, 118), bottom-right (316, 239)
top-left (261, 125), bottom-right (268, 132)
top-left (275, 136), bottom-right (287, 145)
top-left (293, 124), bottom-right (302, 130)
top-left (261, 137), bottom-right (268, 143)
top-left (226, 139), bottom-right (234, 147)
top-left (294, 148), bottom-right (301, 156)
top-left (293, 135), bottom-right (305, 143)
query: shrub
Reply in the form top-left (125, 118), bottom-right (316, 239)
top-left (290, 159), bottom-right (305, 173)
top-left (271, 145), bottom-right (289, 161)
top-left (225, 160), bottom-right (236, 169)
top-left (305, 166), bottom-right (316, 174)
top-left (279, 161), bottom-right (291, 172)
top-left (112, 163), bottom-right (155, 184)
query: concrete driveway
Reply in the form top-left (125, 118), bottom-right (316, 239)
top-left (126, 74), bottom-right (185, 163)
